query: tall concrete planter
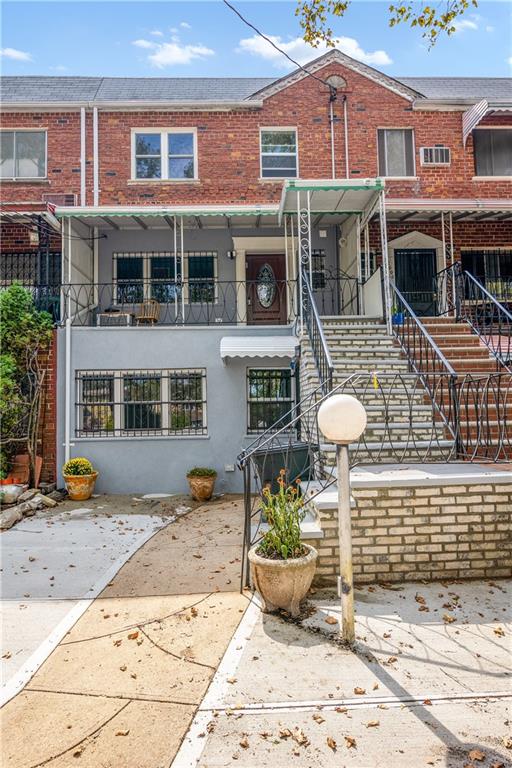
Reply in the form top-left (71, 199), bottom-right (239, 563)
top-left (248, 544), bottom-right (318, 618)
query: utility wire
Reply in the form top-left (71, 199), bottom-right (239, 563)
top-left (222, 0), bottom-right (337, 99)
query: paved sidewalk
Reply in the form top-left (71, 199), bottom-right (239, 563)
top-left (1, 496), bottom-right (247, 768)
top-left (178, 580), bottom-right (511, 768)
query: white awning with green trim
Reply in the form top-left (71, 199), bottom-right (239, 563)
top-left (278, 178), bottom-right (385, 223)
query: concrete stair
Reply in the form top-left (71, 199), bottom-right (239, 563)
top-left (416, 318), bottom-right (499, 374)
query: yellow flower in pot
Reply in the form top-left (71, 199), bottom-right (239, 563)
top-left (62, 457), bottom-right (98, 501)
top-left (187, 467), bottom-right (217, 501)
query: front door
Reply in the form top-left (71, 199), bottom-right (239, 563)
top-left (394, 248), bottom-right (437, 316)
top-left (246, 254), bottom-right (287, 325)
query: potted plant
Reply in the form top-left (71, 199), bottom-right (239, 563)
top-left (392, 304), bottom-right (405, 325)
top-left (248, 470), bottom-right (317, 618)
top-left (62, 457), bottom-right (98, 501)
top-left (187, 467), bottom-right (217, 501)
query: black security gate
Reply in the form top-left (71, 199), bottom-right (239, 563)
top-left (0, 251), bottom-right (61, 319)
top-left (394, 248), bottom-right (437, 316)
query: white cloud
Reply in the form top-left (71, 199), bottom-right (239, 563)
top-left (0, 47), bottom-right (32, 62)
top-left (49, 64), bottom-right (68, 72)
top-left (132, 34), bottom-right (214, 68)
top-left (180, 22), bottom-right (191, 30)
top-left (485, 25), bottom-right (495, 33)
top-left (237, 34), bottom-right (391, 68)
top-left (452, 19), bottom-right (478, 32)
top-left (150, 30), bottom-right (164, 37)
top-left (508, 56), bottom-right (512, 67)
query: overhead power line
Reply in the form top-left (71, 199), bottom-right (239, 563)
top-left (222, 0), bottom-right (337, 99)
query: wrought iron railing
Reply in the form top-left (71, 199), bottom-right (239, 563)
top-left (435, 263), bottom-right (512, 371)
top-left (0, 282), bottom-right (61, 322)
top-left (301, 269), bottom-right (334, 393)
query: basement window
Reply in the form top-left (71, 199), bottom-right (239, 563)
top-left (0, 130), bottom-right (47, 179)
top-left (247, 368), bottom-right (293, 433)
top-left (377, 129), bottom-right (415, 177)
top-left (76, 369), bottom-right (207, 437)
top-left (473, 129), bottom-right (512, 176)
top-left (132, 129), bottom-right (197, 180)
top-left (260, 129), bottom-right (298, 179)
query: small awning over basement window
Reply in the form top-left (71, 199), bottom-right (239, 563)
top-left (220, 335), bottom-right (297, 361)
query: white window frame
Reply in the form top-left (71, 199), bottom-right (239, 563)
top-left (419, 146), bottom-right (451, 166)
top-left (77, 368), bottom-right (207, 437)
top-left (130, 128), bottom-right (198, 181)
top-left (0, 128), bottom-right (48, 180)
top-left (259, 127), bottom-right (299, 180)
top-left (246, 366), bottom-right (295, 435)
top-left (377, 127), bottom-right (416, 179)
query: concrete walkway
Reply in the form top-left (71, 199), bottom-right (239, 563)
top-left (1, 496), bottom-right (247, 768)
top-left (178, 581), bottom-right (511, 767)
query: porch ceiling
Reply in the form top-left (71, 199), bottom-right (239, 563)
top-left (55, 204), bottom-right (280, 230)
top-left (278, 178), bottom-right (385, 222)
top-left (385, 198), bottom-right (512, 223)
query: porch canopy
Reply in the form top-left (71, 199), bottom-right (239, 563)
top-left (220, 335), bottom-right (297, 362)
top-left (278, 178), bottom-right (385, 225)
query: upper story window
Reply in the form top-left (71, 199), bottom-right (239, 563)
top-left (473, 129), bottom-right (512, 176)
top-left (377, 128), bottom-right (415, 177)
top-left (260, 129), bottom-right (298, 179)
top-left (0, 130), bottom-right (46, 180)
top-left (132, 129), bottom-right (197, 180)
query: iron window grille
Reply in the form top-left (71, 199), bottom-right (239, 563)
top-left (0, 130), bottom-right (47, 179)
top-left (461, 249), bottom-right (512, 299)
top-left (311, 250), bottom-right (327, 290)
top-left (112, 251), bottom-right (217, 304)
top-left (420, 146), bottom-right (451, 165)
top-left (260, 129), bottom-right (298, 178)
top-left (76, 369), bottom-right (207, 437)
top-left (247, 368), bottom-right (294, 434)
top-left (360, 250), bottom-right (377, 283)
top-left (377, 128), bottom-right (415, 177)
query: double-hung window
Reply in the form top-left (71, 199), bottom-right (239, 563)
top-left (0, 130), bottom-right (46, 179)
top-left (473, 129), bottom-right (512, 176)
top-left (132, 129), bottom-right (197, 180)
top-left (247, 368), bottom-right (293, 434)
top-left (377, 129), bottom-right (415, 177)
top-left (260, 129), bottom-right (298, 178)
top-left (76, 369), bottom-right (207, 437)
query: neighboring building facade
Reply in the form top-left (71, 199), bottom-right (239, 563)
top-left (1, 50), bottom-right (511, 492)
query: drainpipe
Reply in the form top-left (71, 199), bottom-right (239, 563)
top-left (343, 96), bottom-right (349, 178)
top-left (64, 219), bottom-right (72, 463)
top-left (80, 107), bottom-right (86, 206)
top-left (329, 86), bottom-right (337, 179)
top-left (92, 107), bottom-right (99, 206)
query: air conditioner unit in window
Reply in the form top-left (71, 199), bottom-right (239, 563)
top-left (420, 146), bottom-right (451, 166)
top-left (42, 193), bottom-right (77, 206)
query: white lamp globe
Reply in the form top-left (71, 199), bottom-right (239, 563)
top-left (317, 394), bottom-right (367, 444)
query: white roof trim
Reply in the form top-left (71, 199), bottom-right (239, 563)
top-left (250, 49), bottom-right (419, 103)
top-left (386, 198), bottom-right (512, 213)
top-left (220, 335), bottom-right (297, 360)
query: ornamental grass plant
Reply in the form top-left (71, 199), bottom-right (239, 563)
top-left (257, 469), bottom-right (306, 560)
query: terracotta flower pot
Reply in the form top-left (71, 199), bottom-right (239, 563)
top-left (248, 543), bottom-right (318, 618)
top-left (187, 475), bottom-right (216, 501)
top-left (63, 471), bottom-right (98, 501)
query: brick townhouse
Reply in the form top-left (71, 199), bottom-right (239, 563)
top-left (1, 49), bottom-right (511, 492)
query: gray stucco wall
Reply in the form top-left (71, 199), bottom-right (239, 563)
top-left (57, 324), bottom-right (295, 494)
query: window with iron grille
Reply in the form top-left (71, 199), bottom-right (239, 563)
top-left (76, 369), bottom-right (207, 437)
top-left (360, 250), bottom-right (377, 283)
top-left (420, 146), bottom-right (451, 165)
top-left (461, 250), bottom-right (512, 299)
top-left (247, 368), bottom-right (293, 434)
top-left (112, 251), bottom-right (216, 304)
top-left (311, 250), bottom-right (326, 290)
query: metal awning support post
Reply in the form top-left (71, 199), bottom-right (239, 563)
top-left (180, 215), bottom-right (185, 323)
top-left (297, 190), bottom-right (312, 335)
top-left (441, 212), bottom-right (456, 316)
top-left (64, 218), bottom-right (73, 465)
top-left (378, 190), bottom-right (392, 334)
top-left (356, 215), bottom-right (362, 314)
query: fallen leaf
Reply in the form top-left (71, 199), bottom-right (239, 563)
top-left (113, 639), bottom-right (122, 647)
top-left (279, 729), bottom-right (292, 739)
top-left (468, 749), bottom-right (486, 761)
top-left (491, 762), bottom-right (505, 768)
top-left (443, 613), bottom-right (456, 623)
top-left (28, 556), bottom-right (36, 562)
top-left (325, 616), bottom-right (338, 625)
top-left (326, 736), bottom-right (337, 751)
top-left (312, 713), bottom-right (325, 724)
top-left (366, 720), bottom-right (380, 728)
top-left (415, 594), bottom-right (426, 604)
top-left (354, 687), bottom-right (366, 695)
top-left (387, 656), bottom-right (398, 664)
top-left (383, 632), bottom-right (391, 639)
top-left (193, 553), bottom-right (202, 559)
top-left (494, 627), bottom-right (505, 637)
top-left (73, 747), bottom-right (84, 758)
top-left (206, 721), bottom-right (215, 733)
top-left (335, 706), bottom-right (348, 713)
top-left (119, 665), bottom-right (127, 672)
top-left (373, 683), bottom-right (379, 690)
top-left (292, 728), bottom-right (309, 747)
top-left (239, 736), bottom-right (249, 749)
top-left (115, 730), bottom-right (130, 737)
top-left (504, 736), bottom-right (512, 749)
top-left (344, 736), bottom-right (357, 749)
top-left (2, 652), bottom-right (12, 659)
top-left (423, 699), bottom-right (433, 705)
top-left (227, 677), bottom-right (237, 684)
top-left (191, 606), bottom-right (198, 618)
top-left (127, 631), bottom-right (139, 640)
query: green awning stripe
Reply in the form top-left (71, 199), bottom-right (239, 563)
top-left (57, 208), bottom-right (279, 218)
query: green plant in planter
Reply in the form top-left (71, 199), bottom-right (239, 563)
top-left (258, 470), bottom-right (306, 560)
top-left (187, 467), bottom-right (217, 478)
top-left (63, 457), bottom-right (95, 476)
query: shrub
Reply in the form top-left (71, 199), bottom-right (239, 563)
top-left (63, 457), bottom-right (94, 476)
top-left (187, 467), bottom-right (217, 478)
top-left (257, 470), bottom-right (306, 560)
top-left (0, 450), bottom-right (11, 481)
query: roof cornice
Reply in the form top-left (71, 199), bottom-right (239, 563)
top-left (0, 99), bottom-right (263, 112)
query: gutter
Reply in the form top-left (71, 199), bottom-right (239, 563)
top-left (413, 98), bottom-right (512, 111)
top-left (0, 99), bottom-right (264, 112)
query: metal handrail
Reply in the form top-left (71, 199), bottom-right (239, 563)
top-left (302, 269), bottom-right (335, 394)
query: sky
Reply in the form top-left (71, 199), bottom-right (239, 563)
top-left (1, 0), bottom-right (511, 79)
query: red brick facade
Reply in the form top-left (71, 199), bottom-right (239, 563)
top-left (38, 330), bottom-right (57, 484)
top-left (1, 61), bottom-right (511, 208)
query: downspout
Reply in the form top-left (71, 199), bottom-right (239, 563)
top-left (64, 219), bottom-right (72, 463)
top-left (329, 86), bottom-right (337, 179)
top-left (80, 107), bottom-right (86, 206)
top-left (92, 107), bottom-right (99, 206)
top-left (343, 96), bottom-right (349, 178)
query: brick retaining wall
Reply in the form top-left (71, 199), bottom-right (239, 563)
top-left (311, 481), bottom-right (512, 585)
